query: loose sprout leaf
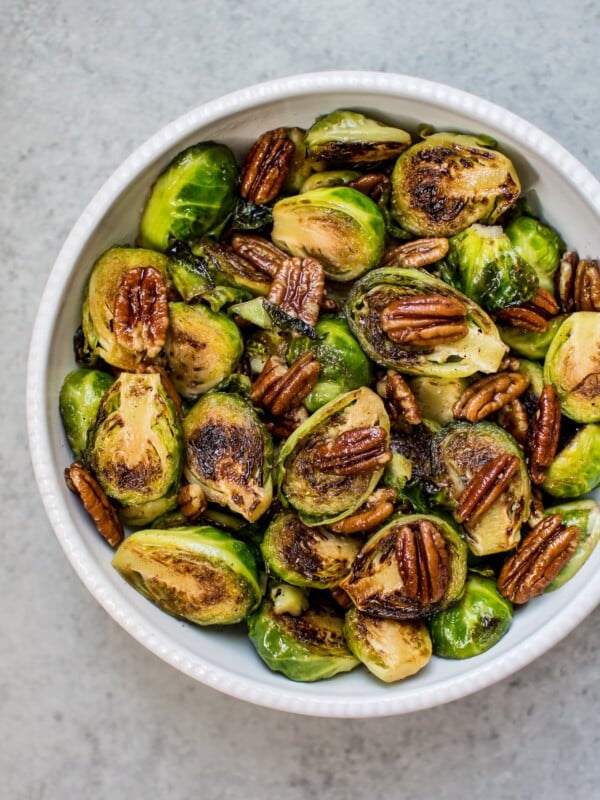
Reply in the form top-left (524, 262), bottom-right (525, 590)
top-left (166, 239), bottom-right (215, 287)
top-left (231, 198), bottom-right (274, 231)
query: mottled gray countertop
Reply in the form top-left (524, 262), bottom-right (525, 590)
top-left (2, 1), bottom-right (599, 797)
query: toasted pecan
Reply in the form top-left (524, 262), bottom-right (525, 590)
top-left (113, 267), bottom-right (168, 359)
top-left (65, 462), bottom-right (123, 548)
top-left (329, 488), bottom-right (397, 534)
top-left (455, 453), bottom-right (520, 526)
top-left (453, 372), bottom-right (530, 423)
top-left (527, 385), bottom-right (561, 485)
top-left (381, 293), bottom-right (468, 346)
top-left (240, 127), bottom-right (295, 205)
top-left (267, 256), bottom-right (325, 327)
top-left (381, 238), bottom-right (449, 269)
top-left (251, 352), bottom-right (320, 417)
top-left (314, 426), bottom-right (392, 475)
top-left (395, 520), bottom-right (450, 605)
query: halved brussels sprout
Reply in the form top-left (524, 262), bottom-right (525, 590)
top-left (444, 224), bottom-right (538, 311)
top-left (138, 142), bottom-right (238, 251)
top-left (346, 267), bottom-right (507, 377)
top-left (287, 316), bottom-right (373, 412)
top-left (391, 132), bottom-right (521, 237)
top-left (87, 371), bottom-right (183, 507)
top-left (429, 574), bottom-right (513, 658)
top-left (190, 238), bottom-right (271, 297)
top-left (300, 169), bottom-right (361, 193)
top-left (499, 315), bottom-right (565, 361)
top-left (344, 608), bottom-right (432, 683)
top-left (119, 493), bottom-right (179, 528)
top-left (282, 126), bottom-right (317, 194)
top-left (277, 387), bottom-right (390, 526)
top-left (305, 110), bottom-right (411, 163)
top-left (59, 368), bottom-right (115, 459)
top-left (261, 511), bottom-right (362, 589)
top-left (247, 597), bottom-right (359, 681)
top-left (544, 500), bottom-right (600, 590)
top-left (505, 215), bottom-right (564, 294)
top-left (165, 302), bottom-right (243, 399)
top-left (340, 513), bottom-right (467, 619)
top-left (542, 424), bottom-right (600, 498)
top-left (183, 391), bottom-right (273, 523)
top-left (431, 421), bottom-right (531, 555)
top-left (544, 312), bottom-right (600, 422)
top-left (408, 376), bottom-right (469, 427)
top-left (82, 246), bottom-right (172, 370)
top-left (269, 581), bottom-right (309, 616)
top-left (271, 186), bottom-right (386, 282)
top-left (112, 526), bottom-right (262, 625)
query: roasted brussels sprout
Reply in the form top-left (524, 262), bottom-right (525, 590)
top-left (498, 314), bottom-right (565, 361)
top-left (346, 267), bottom-right (507, 378)
top-left (391, 132), bottom-right (521, 237)
top-left (505, 215), bottom-right (564, 294)
top-left (118, 493), bottom-right (180, 528)
top-left (112, 526), bottom-right (262, 625)
top-left (82, 246), bottom-right (172, 371)
top-left (300, 169), bottom-right (361, 193)
top-left (344, 608), bottom-right (432, 683)
top-left (269, 581), bottom-right (309, 616)
top-left (277, 387), bottom-right (390, 526)
top-left (408, 376), bottom-right (468, 427)
top-left (431, 421), bottom-right (531, 555)
top-left (247, 597), bottom-right (359, 681)
top-left (429, 574), bottom-right (513, 658)
top-left (139, 142), bottom-right (238, 251)
top-left (86, 371), bottom-right (183, 510)
top-left (261, 511), bottom-right (362, 588)
top-left (544, 500), bottom-right (600, 590)
top-left (190, 238), bottom-right (271, 297)
top-left (287, 316), bottom-right (373, 412)
top-left (165, 302), bottom-right (243, 399)
top-left (542, 424), bottom-right (600, 498)
top-left (305, 110), bottom-right (411, 163)
top-left (183, 391), bottom-right (273, 523)
top-left (443, 224), bottom-right (538, 311)
top-left (271, 186), bottom-right (386, 282)
top-left (340, 513), bottom-right (467, 619)
top-left (544, 312), bottom-right (600, 422)
top-left (282, 126), bottom-right (317, 194)
top-left (59, 368), bottom-right (114, 459)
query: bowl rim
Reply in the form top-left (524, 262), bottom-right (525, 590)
top-left (27, 70), bottom-right (600, 718)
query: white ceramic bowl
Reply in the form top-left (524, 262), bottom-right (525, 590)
top-left (27, 71), bottom-right (600, 717)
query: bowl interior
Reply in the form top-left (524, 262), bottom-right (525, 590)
top-left (29, 74), bottom-right (600, 717)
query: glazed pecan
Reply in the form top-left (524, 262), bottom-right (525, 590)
top-left (177, 483), bottom-right (207, 521)
top-left (329, 586), bottom-right (353, 610)
top-left (495, 288), bottom-right (560, 332)
top-left (230, 233), bottom-right (287, 278)
top-left (65, 462), bottom-right (123, 548)
top-left (381, 238), bottom-right (449, 269)
top-left (251, 352), bottom-right (320, 417)
top-left (555, 251), bottom-right (578, 312)
top-left (380, 293), bottom-right (468, 346)
top-left (265, 405), bottom-right (309, 438)
top-left (395, 520), bottom-right (450, 605)
top-left (455, 453), bottom-right (520, 525)
top-left (453, 372), bottom-right (530, 423)
top-left (376, 370), bottom-right (422, 425)
top-left (239, 127), bottom-right (295, 205)
top-left (113, 267), bottom-right (169, 359)
top-left (348, 173), bottom-right (390, 203)
top-left (495, 399), bottom-right (529, 447)
top-left (314, 426), bottom-right (392, 475)
top-left (528, 385), bottom-right (561, 485)
top-left (329, 488), bottom-right (397, 534)
top-left (497, 514), bottom-right (580, 603)
top-left (574, 258), bottom-right (600, 311)
top-left (267, 257), bottom-right (325, 327)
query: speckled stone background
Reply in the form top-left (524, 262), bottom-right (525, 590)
top-left (3, 1), bottom-right (599, 797)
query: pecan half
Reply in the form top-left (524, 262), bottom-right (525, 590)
top-left (348, 173), bottom-right (390, 203)
top-left (314, 426), bottom-right (392, 475)
top-left (329, 586), bottom-right (353, 610)
top-left (382, 238), bottom-right (449, 269)
top-left (251, 352), bottom-right (320, 417)
top-left (495, 399), bottom-right (529, 447)
top-left (113, 267), bottom-right (169, 359)
top-left (265, 405), bottom-right (309, 438)
top-left (453, 372), bottom-right (530, 423)
top-left (574, 258), bottom-right (600, 311)
top-left (455, 453), bottom-right (520, 525)
top-left (494, 288), bottom-right (560, 332)
top-left (230, 233), bottom-right (287, 278)
top-left (497, 515), bottom-right (580, 603)
top-left (380, 293), bottom-right (468, 346)
top-left (177, 483), bottom-right (207, 521)
top-left (376, 370), bottom-right (422, 425)
top-left (267, 257), bottom-right (325, 327)
top-left (65, 462), bottom-right (123, 547)
top-left (528, 385), bottom-right (561, 485)
top-left (329, 488), bottom-right (397, 534)
top-left (239, 127), bottom-right (295, 205)
top-left (395, 520), bottom-right (450, 605)
top-left (555, 251), bottom-right (578, 312)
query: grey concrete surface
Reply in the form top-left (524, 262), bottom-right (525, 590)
top-left (2, 1), bottom-right (599, 797)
